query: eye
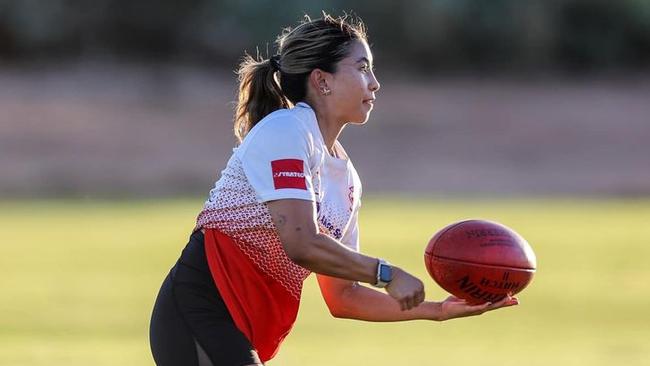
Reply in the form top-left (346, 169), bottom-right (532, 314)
top-left (360, 64), bottom-right (372, 73)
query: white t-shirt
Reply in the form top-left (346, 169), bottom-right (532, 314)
top-left (196, 102), bottom-right (362, 299)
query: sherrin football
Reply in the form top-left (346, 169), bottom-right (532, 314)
top-left (424, 219), bottom-right (537, 304)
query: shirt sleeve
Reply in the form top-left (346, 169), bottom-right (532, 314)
top-left (239, 116), bottom-right (316, 202)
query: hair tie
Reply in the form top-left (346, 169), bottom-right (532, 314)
top-left (269, 55), bottom-right (281, 72)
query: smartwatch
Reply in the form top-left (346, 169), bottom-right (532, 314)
top-left (373, 258), bottom-right (393, 288)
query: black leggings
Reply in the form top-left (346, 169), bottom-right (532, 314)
top-left (149, 231), bottom-right (262, 366)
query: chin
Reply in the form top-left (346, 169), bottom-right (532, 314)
top-left (348, 118), bottom-right (369, 125)
top-left (348, 111), bottom-right (371, 125)
top-left (354, 117), bottom-right (370, 125)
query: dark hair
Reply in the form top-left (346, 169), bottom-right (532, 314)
top-left (233, 13), bottom-right (367, 142)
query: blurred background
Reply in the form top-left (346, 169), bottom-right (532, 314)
top-left (2, 1), bottom-right (650, 366)
top-left (2, 0), bottom-right (649, 198)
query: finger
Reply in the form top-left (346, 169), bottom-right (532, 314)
top-left (415, 290), bottom-right (425, 306)
top-left (405, 296), bottom-right (415, 310)
top-left (409, 293), bottom-right (420, 308)
top-left (412, 291), bottom-right (422, 308)
top-left (487, 296), bottom-right (518, 311)
top-left (404, 298), bottom-right (412, 311)
top-left (506, 296), bottom-right (519, 306)
top-left (490, 297), bottom-right (508, 308)
top-left (409, 293), bottom-right (420, 310)
top-left (496, 297), bottom-right (519, 308)
top-left (447, 295), bottom-right (466, 304)
top-left (466, 302), bottom-right (491, 314)
top-left (400, 298), bottom-right (408, 311)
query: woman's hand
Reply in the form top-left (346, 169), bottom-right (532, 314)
top-left (385, 267), bottom-right (425, 311)
top-left (438, 295), bottom-right (519, 321)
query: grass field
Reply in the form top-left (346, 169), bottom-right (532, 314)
top-left (1, 197), bottom-right (649, 366)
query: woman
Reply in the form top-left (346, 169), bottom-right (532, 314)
top-left (149, 13), bottom-right (518, 366)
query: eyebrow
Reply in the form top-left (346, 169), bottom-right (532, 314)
top-left (356, 56), bottom-right (371, 65)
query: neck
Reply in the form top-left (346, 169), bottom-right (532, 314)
top-left (302, 100), bottom-right (346, 155)
top-left (315, 110), bottom-right (346, 154)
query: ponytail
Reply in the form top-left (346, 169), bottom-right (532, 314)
top-left (234, 54), bottom-right (291, 143)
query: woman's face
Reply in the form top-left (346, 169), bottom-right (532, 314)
top-left (329, 40), bottom-right (380, 124)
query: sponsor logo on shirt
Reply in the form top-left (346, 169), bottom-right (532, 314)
top-left (271, 159), bottom-right (307, 190)
top-left (319, 214), bottom-right (342, 239)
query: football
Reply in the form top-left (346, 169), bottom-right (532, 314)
top-left (424, 219), bottom-right (537, 304)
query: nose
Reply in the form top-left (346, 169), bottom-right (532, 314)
top-left (369, 71), bottom-right (380, 92)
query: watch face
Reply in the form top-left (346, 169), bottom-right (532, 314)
top-left (379, 264), bottom-right (392, 283)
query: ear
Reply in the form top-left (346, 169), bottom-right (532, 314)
top-left (309, 68), bottom-right (331, 93)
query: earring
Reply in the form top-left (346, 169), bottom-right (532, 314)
top-left (321, 88), bottom-right (331, 96)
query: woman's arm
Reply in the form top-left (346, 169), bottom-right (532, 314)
top-left (317, 274), bottom-right (518, 322)
top-left (266, 199), bottom-right (425, 310)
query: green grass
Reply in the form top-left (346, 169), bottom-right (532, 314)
top-left (1, 198), bottom-right (649, 366)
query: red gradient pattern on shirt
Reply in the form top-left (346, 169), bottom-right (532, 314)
top-left (196, 157), bottom-right (310, 300)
